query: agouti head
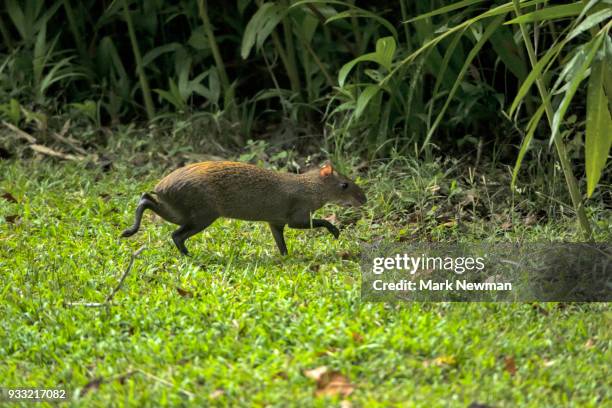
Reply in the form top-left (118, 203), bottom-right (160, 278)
top-left (312, 162), bottom-right (367, 207)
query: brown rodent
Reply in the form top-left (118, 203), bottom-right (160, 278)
top-left (121, 161), bottom-right (367, 256)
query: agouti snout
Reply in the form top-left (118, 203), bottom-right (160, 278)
top-left (121, 161), bottom-right (366, 256)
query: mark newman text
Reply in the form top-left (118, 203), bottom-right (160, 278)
top-left (372, 279), bottom-right (512, 291)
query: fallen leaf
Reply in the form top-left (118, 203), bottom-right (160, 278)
top-left (351, 332), bottom-right (364, 344)
top-left (504, 356), bottom-right (517, 376)
top-left (3, 121), bottom-right (37, 143)
top-left (5, 214), bottom-right (20, 224)
top-left (30, 144), bottom-right (82, 161)
top-left (316, 373), bottom-right (353, 397)
top-left (304, 366), bottom-right (330, 382)
top-left (340, 400), bottom-right (352, 408)
top-left (209, 389), bottom-right (224, 399)
top-left (1, 192), bottom-right (17, 203)
top-left (176, 287), bottom-right (194, 298)
top-left (424, 355), bottom-right (457, 367)
top-left (500, 221), bottom-right (512, 231)
top-left (584, 338), bottom-right (596, 349)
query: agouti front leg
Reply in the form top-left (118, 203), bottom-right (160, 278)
top-left (289, 219), bottom-right (340, 239)
top-left (269, 224), bottom-right (288, 255)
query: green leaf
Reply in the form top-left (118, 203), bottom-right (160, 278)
top-left (585, 58), bottom-right (612, 197)
top-left (241, 3), bottom-right (288, 59)
top-left (567, 8), bottom-right (612, 41)
top-left (142, 43), bottom-right (183, 68)
top-left (355, 85), bottom-right (380, 119)
top-left (326, 10), bottom-right (398, 40)
top-left (508, 41), bottom-right (564, 117)
top-left (338, 37), bottom-right (396, 87)
top-left (505, 2), bottom-right (584, 24)
top-left (404, 0), bottom-right (487, 24)
top-left (512, 103), bottom-right (545, 188)
top-left (550, 33), bottom-right (604, 146)
top-left (489, 25), bottom-right (527, 81)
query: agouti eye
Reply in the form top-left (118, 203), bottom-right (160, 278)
top-left (340, 182), bottom-right (348, 190)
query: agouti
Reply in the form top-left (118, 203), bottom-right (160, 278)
top-left (121, 161), bottom-right (367, 256)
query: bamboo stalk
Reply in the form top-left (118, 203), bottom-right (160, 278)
top-left (121, 0), bottom-right (155, 121)
top-left (511, 0), bottom-right (592, 239)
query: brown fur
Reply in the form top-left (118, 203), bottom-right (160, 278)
top-left (122, 161), bottom-right (366, 256)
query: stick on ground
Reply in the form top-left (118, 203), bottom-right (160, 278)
top-left (65, 246), bottom-right (146, 307)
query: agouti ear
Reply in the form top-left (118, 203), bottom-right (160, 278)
top-left (319, 163), bottom-right (334, 178)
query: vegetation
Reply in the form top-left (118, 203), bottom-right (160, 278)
top-left (0, 0), bottom-right (610, 405)
top-left (1, 154), bottom-right (610, 406)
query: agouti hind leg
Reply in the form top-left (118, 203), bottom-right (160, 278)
top-left (172, 219), bottom-right (215, 256)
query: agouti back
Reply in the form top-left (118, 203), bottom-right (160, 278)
top-left (121, 161), bottom-right (367, 255)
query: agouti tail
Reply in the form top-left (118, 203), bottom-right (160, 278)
top-left (121, 161), bottom-right (366, 256)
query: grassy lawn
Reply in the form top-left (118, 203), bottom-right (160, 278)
top-left (1, 159), bottom-right (610, 407)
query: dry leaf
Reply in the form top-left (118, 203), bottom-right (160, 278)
top-left (176, 287), bottom-right (194, 298)
top-left (504, 356), bottom-right (517, 376)
top-left (30, 144), bottom-right (82, 161)
top-left (1, 192), bottom-right (17, 203)
top-left (3, 121), bottom-right (37, 143)
top-left (304, 366), bottom-right (330, 382)
top-left (340, 400), bottom-right (352, 408)
top-left (584, 338), bottom-right (596, 349)
top-left (304, 366), bottom-right (354, 397)
top-left (315, 373), bottom-right (354, 398)
top-left (351, 332), bottom-right (364, 344)
top-left (500, 221), bottom-right (512, 231)
top-left (424, 355), bottom-right (457, 367)
top-left (209, 389), bottom-right (224, 399)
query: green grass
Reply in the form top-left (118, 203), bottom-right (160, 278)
top-left (0, 159), bottom-right (610, 407)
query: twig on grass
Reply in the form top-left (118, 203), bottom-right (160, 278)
top-left (106, 246), bottom-right (146, 302)
top-left (65, 246), bottom-right (146, 307)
